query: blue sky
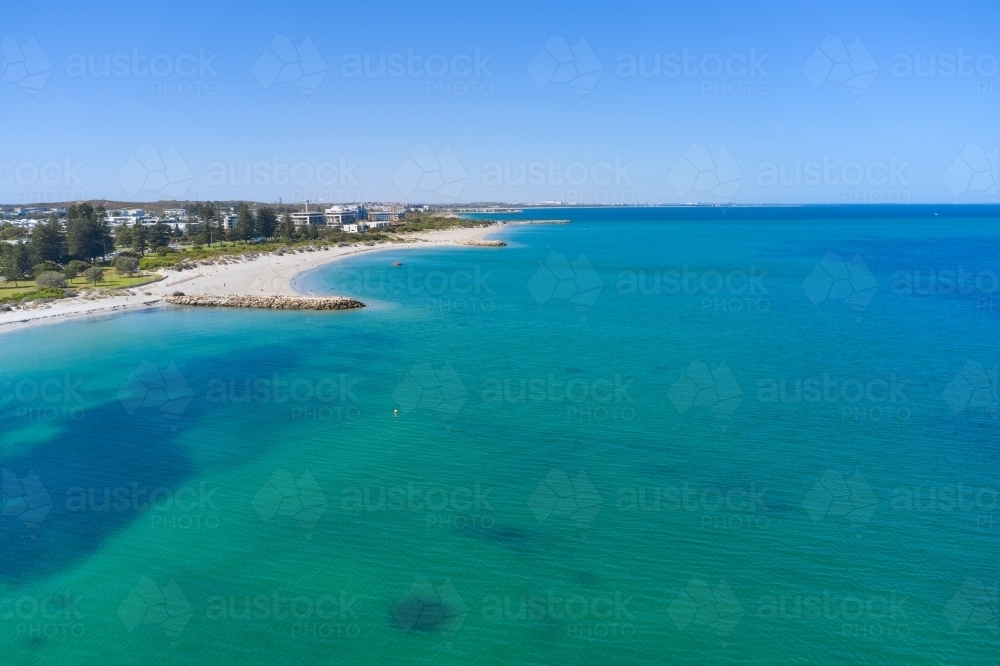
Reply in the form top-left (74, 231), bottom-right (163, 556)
top-left (1, 0), bottom-right (997, 205)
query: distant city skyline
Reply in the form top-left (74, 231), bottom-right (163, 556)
top-left (1, 0), bottom-right (997, 205)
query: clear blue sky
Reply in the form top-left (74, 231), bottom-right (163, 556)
top-left (1, 0), bottom-right (997, 205)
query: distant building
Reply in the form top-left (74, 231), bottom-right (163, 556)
top-left (163, 208), bottom-right (188, 221)
top-left (223, 214), bottom-right (238, 229)
top-left (108, 209), bottom-right (150, 225)
top-left (365, 205), bottom-right (405, 224)
top-left (291, 211), bottom-right (326, 227)
top-left (324, 206), bottom-right (357, 225)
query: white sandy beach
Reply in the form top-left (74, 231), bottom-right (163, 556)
top-left (0, 225), bottom-right (502, 334)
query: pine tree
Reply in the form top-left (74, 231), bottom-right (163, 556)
top-left (149, 221), bottom-right (170, 250)
top-left (233, 204), bottom-right (256, 243)
top-left (116, 223), bottom-right (135, 250)
top-left (31, 216), bottom-right (66, 264)
top-left (279, 213), bottom-right (296, 241)
top-left (131, 222), bottom-right (149, 256)
top-left (256, 207), bottom-right (277, 239)
top-left (0, 242), bottom-right (34, 287)
top-left (65, 204), bottom-right (113, 262)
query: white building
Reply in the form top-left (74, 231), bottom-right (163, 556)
top-left (108, 209), bottom-right (150, 225)
top-left (324, 206), bottom-right (357, 225)
top-left (291, 211), bottom-right (326, 227)
top-left (163, 208), bottom-right (188, 221)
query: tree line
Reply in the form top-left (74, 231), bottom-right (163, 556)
top-left (1, 201), bottom-right (366, 287)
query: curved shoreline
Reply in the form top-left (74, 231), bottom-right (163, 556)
top-left (0, 223), bottom-right (517, 334)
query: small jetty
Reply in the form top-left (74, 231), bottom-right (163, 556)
top-left (165, 294), bottom-right (365, 310)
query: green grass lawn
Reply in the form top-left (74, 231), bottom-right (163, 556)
top-left (0, 269), bottom-right (163, 301)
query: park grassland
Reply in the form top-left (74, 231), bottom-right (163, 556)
top-left (0, 269), bottom-right (164, 304)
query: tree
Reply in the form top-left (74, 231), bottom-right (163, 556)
top-left (232, 204), bottom-right (256, 243)
top-left (279, 213), bottom-right (296, 241)
top-left (35, 271), bottom-right (67, 288)
top-left (82, 266), bottom-right (104, 285)
top-left (0, 242), bottom-right (34, 287)
top-left (149, 221), bottom-right (170, 250)
top-left (31, 216), bottom-right (65, 263)
top-left (0, 223), bottom-right (29, 241)
top-left (96, 207), bottom-right (114, 259)
top-left (66, 203), bottom-right (113, 262)
top-left (114, 256), bottom-right (140, 276)
top-left (195, 203), bottom-right (222, 246)
top-left (115, 222), bottom-right (134, 250)
top-left (34, 259), bottom-right (60, 272)
top-left (256, 207), bottom-right (277, 239)
top-left (131, 222), bottom-right (149, 256)
top-left (65, 260), bottom-right (90, 280)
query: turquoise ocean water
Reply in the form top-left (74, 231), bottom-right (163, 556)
top-left (1, 206), bottom-right (998, 663)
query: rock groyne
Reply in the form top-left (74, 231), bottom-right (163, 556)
top-left (460, 239), bottom-right (507, 247)
top-left (165, 294), bottom-right (365, 310)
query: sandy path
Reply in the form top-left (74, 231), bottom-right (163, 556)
top-left (0, 225), bottom-right (500, 335)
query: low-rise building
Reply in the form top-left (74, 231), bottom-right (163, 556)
top-left (291, 211), bottom-right (326, 227)
top-left (324, 206), bottom-right (357, 225)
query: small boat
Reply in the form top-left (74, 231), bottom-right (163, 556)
top-left (392, 261), bottom-right (403, 266)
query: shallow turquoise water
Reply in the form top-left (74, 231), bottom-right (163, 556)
top-left (1, 206), bottom-right (998, 664)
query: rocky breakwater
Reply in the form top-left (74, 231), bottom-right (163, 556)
top-left (165, 294), bottom-right (365, 310)
top-left (460, 239), bottom-right (507, 247)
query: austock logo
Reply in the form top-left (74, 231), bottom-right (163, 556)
top-left (252, 35), bottom-right (328, 102)
top-left (393, 362), bottom-right (468, 418)
top-left (527, 251), bottom-right (603, 314)
top-left (118, 361), bottom-right (194, 423)
top-left (668, 361), bottom-right (743, 419)
top-left (943, 144), bottom-right (997, 201)
top-left (252, 469), bottom-right (329, 531)
top-left (2, 35), bottom-right (52, 101)
top-left (801, 469), bottom-right (878, 531)
top-left (392, 577), bottom-right (468, 635)
top-left (2, 468), bottom-right (52, 534)
top-left (527, 35), bottom-right (603, 104)
top-left (943, 578), bottom-right (997, 634)
top-left (943, 361), bottom-right (997, 418)
top-left (667, 144), bottom-right (743, 202)
top-left (392, 143), bottom-right (469, 200)
top-left (117, 145), bottom-right (194, 199)
top-left (117, 577), bottom-right (193, 642)
top-left (668, 577), bottom-right (743, 636)
top-left (802, 252), bottom-right (878, 318)
top-left (802, 35), bottom-right (878, 104)
top-left (526, 469), bottom-right (602, 528)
